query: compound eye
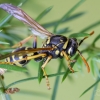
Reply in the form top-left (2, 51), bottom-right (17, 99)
top-left (72, 38), bottom-right (77, 41)
top-left (68, 47), bottom-right (72, 55)
top-left (68, 47), bottom-right (76, 56)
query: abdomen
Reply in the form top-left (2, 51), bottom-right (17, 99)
top-left (5, 47), bottom-right (33, 67)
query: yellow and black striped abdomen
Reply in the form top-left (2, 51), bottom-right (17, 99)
top-left (5, 47), bottom-right (33, 67)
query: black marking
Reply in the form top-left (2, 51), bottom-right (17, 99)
top-left (42, 35), bottom-right (68, 58)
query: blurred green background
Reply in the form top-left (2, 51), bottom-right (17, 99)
top-left (0, 0), bottom-right (100, 100)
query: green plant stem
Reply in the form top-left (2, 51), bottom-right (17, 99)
top-left (85, 44), bottom-right (100, 52)
top-left (80, 21), bottom-right (100, 33)
top-left (0, 94), bottom-right (11, 100)
top-left (6, 71), bottom-right (75, 88)
top-left (54, 0), bottom-right (85, 33)
top-left (91, 77), bottom-right (99, 100)
top-left (0, 76), bottom-right (11, 100)
top-left (80, 77), bottom-right (100, 97)
top-left (51, 60), bottom-right (63, 100)
top-left (0, 76), bottom-right (5, 88)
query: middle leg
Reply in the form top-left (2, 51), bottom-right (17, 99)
top-left (12, 35), bottom-right (34, 48)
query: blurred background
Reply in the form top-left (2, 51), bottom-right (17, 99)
top-left (0, 0), bottom-right (100, 100)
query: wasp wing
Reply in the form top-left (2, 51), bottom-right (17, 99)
top-left (0, 3), bottom-right (53, 39)
top-left (0, 48), bottom-right (52, 60)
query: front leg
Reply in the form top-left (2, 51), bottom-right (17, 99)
top-left (62, 51), bottom-right (76, 63)
top-left (41, 55), bottom-right (52, 90)
top-left (62, 51), bottom-right (74, 72)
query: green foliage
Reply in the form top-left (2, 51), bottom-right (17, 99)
top-left (0, 64), bottom-right (27, 72)
top-left (38, 60), bottom-right (43, 83)
top-left (0, 41), bottom-right (9, 45)
top-left (69, 32), bottom-right (90, 38)
top-left (42, 12), bottom-right (85, 28)
top-left (80, 77), bottom-right (100, 97)
top-left (36, 6), bottom-right (53, 21)
top-left (53, 0), bottom-right (85, 33)
top-left (0, 0), bottom-right (100, 100)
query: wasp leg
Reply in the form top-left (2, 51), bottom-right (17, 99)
top-left (79, 31), bottom-right (94, 46)
top-left (33, 35), bottom-right (37, 48)
top-left (41, 55), bottom-right (52, 90)
top-left (12, 35), bottom-right (34, 48)
top-left (11, 53), bottom-right (47, 64)
top-left (26, 53), bottom-right (47, 60)
top-left (62, 51), bottom-right (76, 63)
top-left (62, 51), bottom-right (74, 72)
top-left (77, 50), bottom-right (90, 73)
top-left (0, 61), bottom-right (13, 65)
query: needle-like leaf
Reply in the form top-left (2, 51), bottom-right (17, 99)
top-left (80, 77), bottom-right (100, 97)
top-left (0, 64), bottom-right (27, 72)
top-left (36, 6), bottom-right (53, 21)
top-left (38, 60), bottom-right (43, 83)
top-left (69, 32), bottom-right (90, 38)
top-left (54, 0), bottom-right (85, 33)
top-left (0, 41), bottom-right (9, 45)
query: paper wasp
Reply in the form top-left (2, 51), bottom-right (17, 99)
top-left (0, 4), bottom-right (94, 89)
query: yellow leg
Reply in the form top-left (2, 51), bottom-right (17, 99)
top-left (62, 51), bottom-right (74, 72)
top-left (41, 55), bottom-right (52, 90)
top-left (12, 35), bottom-right (34, 48)
top-left (12, 53), bottom-right (47, 64)
top-left (26, 53), bottom-right (47, 60)
top-left (0, 61), bottom-right (13, 65)
top-left (62, 51), bottom-right (76, 63)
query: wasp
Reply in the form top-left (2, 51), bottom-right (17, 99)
top-left (0, 4), bottom-right (94, 89)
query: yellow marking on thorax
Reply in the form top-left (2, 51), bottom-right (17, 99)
top-left (46, 37), bottom-right (50, 44)
top-left (60, 39), bottom-right (63, 42)
top-left (63, 39), bottom-right (69, 49)
top-left (55, 50), bottom-right (60, 55)
top-left (60, 52), bottom-right (63, 56)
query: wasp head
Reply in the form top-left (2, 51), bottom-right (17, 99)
top-left (66, 38), bottom-right (78, 56)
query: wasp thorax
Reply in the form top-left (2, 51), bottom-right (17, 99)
top-left (66, 38), bottom-right (78, 56)
top-left (42, 35), bottom-right (78, 58)
top-left (42, 35), bottom-right (68, 58)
